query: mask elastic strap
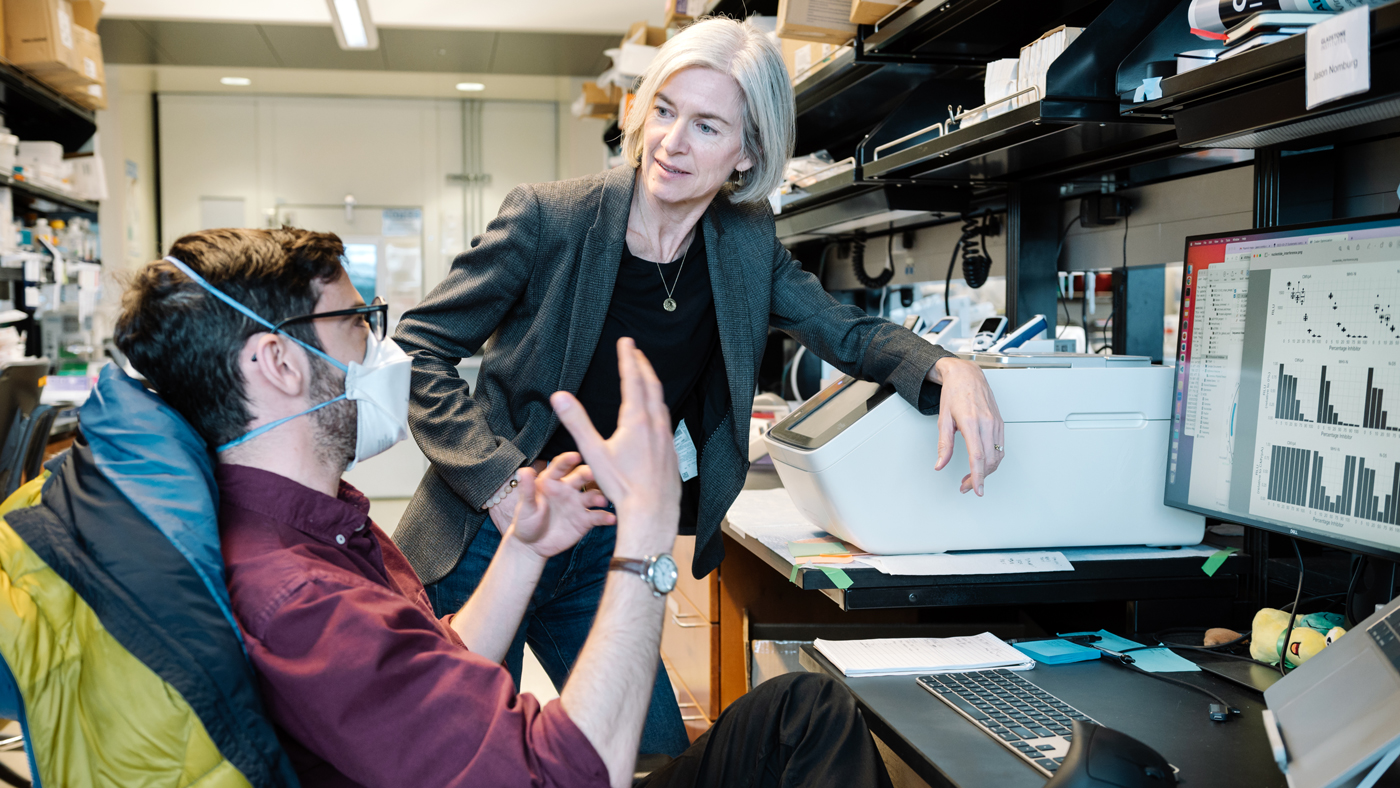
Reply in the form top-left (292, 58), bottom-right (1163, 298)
top-left (216, 393), bottom-right (347, 453)
top-left (163, 256), bottom-right (349, 373)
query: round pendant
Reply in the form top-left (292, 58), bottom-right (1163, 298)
top-left (663, 298), bottom-right (677, 312)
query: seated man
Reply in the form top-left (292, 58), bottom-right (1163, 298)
top-left (113, 227), bottom-right (895, 788)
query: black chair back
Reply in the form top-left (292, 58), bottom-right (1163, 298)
top-left (0, 359), bottom-right (52, 499)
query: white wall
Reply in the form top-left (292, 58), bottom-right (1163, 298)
top-left (155, 92), bottom-right (566, 496)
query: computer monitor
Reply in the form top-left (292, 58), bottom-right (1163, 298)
top-left (1165, 214), bottom-right (1400, 562)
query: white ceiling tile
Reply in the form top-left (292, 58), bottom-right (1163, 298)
top-left (104, 0), bottom-right (331, 23)
top-left (104, 0), bottom-right (658, 33)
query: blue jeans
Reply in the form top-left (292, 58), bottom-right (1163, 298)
top-left (425, 518), bottom-right (691, 758)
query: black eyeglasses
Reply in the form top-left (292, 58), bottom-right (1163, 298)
top-left (273, 296), bottom-right (389, 341)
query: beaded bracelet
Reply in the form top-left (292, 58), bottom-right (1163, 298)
top-left (485, 474), bottom-right (519, 509)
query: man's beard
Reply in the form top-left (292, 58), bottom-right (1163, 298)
top-left (309, 356), bottom-right (357, 472)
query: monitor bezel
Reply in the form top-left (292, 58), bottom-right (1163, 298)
top-left (1165, 212), bottom-right (1400, 563)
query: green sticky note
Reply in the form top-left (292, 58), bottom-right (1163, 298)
top-left (821, 566), bottom-right (854, 590)
top-left (789, 563), bottom-right (800, 583)
top-left (789, 541), bottom-right (850, 558)
top-left (1201, 547), bottom-right (1239, 577)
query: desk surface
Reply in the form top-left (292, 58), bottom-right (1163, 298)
top-left (801, 645), bottom-right (1285, 788)
top-left (724, 467), bottom-right (1246, 611)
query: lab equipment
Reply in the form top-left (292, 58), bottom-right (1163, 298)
top-left (923, 315), bottom-right (959, 345)
top-left (1165, 214), bottom-right (1400, 562)
top-left (990, 314), bottom-right (1048, 351)
top-left (970, 316), bottom-right (1008, 350)
top-left (764, 352), bottom-right (1205, 555)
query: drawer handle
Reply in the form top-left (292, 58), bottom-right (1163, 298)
top-left (671, 613), bottom-right (706, 629)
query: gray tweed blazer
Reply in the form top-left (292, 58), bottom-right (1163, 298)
top-left (392, 165), bottom-right (953, 584)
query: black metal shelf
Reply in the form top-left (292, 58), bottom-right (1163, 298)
top-left (0, 59), bottom-right (97, 153)
top-left (3, 174), bottom-right (99, 214)
top-left (1118, 2), bottom-right (1400, 150)
top-left (864, 101), bottom-right (1177, 183)
top-left (862, 0), bottom-right (1109, 62)
top-left (787, 0), bottom-right (1110, 158)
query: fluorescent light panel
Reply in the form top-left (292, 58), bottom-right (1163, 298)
top-left (327, 0), bottom-right (378, 50)
top-left (456, 82), bottom-right (485, 92)
top-left (221, 77), bottom-right (252, 86)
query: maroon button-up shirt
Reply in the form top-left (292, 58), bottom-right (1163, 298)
top-left (217, 464), bottom-right (608, 788)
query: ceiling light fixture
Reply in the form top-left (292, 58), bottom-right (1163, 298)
top-left (327, 0), bottom-right (378, 50)
top-left (221, 77), bottom-right (252, 86)
top-left (455, 82), bottom-right (486, 92)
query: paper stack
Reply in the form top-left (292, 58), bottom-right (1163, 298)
top-left (814, 632), bottom-right (1036, 677)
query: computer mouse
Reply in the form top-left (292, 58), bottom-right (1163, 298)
top-left (1044, 720), bottom-right (1177, 788)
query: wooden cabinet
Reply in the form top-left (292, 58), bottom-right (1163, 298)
top-left (661, 535), bottom-right (720, 732)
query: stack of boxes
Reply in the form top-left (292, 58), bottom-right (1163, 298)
top-left (774, 0), bottom-right (914, 85)
top-left (3, 0), bottom-right (107, 110)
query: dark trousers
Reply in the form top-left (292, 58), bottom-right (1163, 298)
top-left (639, 672), bottom-right (895, 788)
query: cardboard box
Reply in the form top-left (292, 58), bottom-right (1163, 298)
top-left (6, 0), bottom-right (82, 82)
top-left (70, 0), bottom-right (100, 30)
top-left (574, 81), bottom-right (622, 119)
top-left (49, 23), bottom-right (100, 86)
top-left (61, 80), bottom-right (105, 110)
top-left (623, 20), bottom-right (668, 47)
top-left (776, 0), bottom-right (856, 46)
top-left (663, 0), bottom-right (702, 27)
top-left (780, 36), bottom-right (846, 82)
top-left (849, 0), bottom-right (901, 26)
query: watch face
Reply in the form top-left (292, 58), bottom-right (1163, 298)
top-left (648, 554), bottom-right (679, 594)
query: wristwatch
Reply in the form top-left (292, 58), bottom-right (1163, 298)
top-left (609, 554), bottom-right (678, 597)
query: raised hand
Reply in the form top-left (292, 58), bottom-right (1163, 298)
top-left (506, 452), bottom-right (615, 560)
top-left (549, 338), bottom-right (680, 556)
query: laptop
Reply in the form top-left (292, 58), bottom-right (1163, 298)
top-left (1264, 594), bottom-right (1400, 788)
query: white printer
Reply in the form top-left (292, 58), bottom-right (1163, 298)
top-left (762, 352), bottom-right (1204, 555)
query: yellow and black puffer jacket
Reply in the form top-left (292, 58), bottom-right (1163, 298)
top-left (0, 365), bottom-right (298, 788)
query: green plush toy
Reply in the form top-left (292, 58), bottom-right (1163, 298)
top-left (1250, 608), bottom-right (1347, 669)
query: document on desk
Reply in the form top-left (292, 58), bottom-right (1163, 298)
top-left (864, 551), bottom-right (1073, 576)
top-left (814, 632), bottom-right (1036, 677)
top-left (724, 489), bottom-right (813, 538)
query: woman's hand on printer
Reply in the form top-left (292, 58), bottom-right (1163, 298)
top-left (927, 357), bottom-right (1004, 496)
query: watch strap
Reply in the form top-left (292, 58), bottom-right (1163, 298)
top-left (609, 556), bottom-right (648, 577)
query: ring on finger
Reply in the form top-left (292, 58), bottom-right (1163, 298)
top-left (993, 444), bottom-right (1003, 452)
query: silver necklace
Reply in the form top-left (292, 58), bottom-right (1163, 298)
top-left (654, 240), bottom-right (691, 312)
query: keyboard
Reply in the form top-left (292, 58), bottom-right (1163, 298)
top-left (917, 669), bottom-right (1099, 777)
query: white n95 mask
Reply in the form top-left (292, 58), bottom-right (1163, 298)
top-left (342, 330), bottom-right (412, 469)
top-left (164, 256), bottom-right (412, 467)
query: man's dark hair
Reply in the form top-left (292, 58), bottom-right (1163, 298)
top-left (115, 227), bottom-right (346, 448)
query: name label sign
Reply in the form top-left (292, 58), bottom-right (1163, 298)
top-left (1306, 7), bottom-right (1370, 110)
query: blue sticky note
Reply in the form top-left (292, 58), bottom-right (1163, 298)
top-left (1128, 648), bottom-right (1201, 673)
top-left (1013, 639), bottom-right (1102, 665)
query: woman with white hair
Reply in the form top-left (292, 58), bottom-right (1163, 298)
top-left (393, 16), bottom-right (1005, 755)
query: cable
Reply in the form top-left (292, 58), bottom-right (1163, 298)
top-left (944, 212), bottom-right (1000, 316)
top-left (1116, 659), bottom-right (1241, 715)
top-left (1346, 555), bottom-right (1367, 627)
top-left (852, 232), bottom-right (893, 289)
top-left (1280, 538), bottom-right (1306, 676)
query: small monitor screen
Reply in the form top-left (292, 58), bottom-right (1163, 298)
top-left (789, 379), bottom-right (884, 438)
top-left (1166, 215), bottom-right (1400, 560)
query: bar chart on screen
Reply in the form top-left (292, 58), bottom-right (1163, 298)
top-left (1249, 260), bottom-right (1400, 536)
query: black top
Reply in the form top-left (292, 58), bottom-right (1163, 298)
top-left (541, 231), bottom-right (718, 460)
